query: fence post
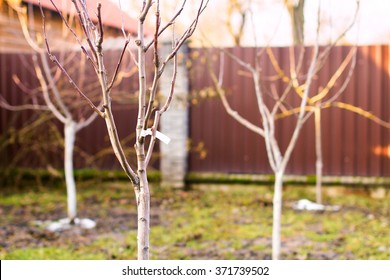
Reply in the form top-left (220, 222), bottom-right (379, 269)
top-left (159, 41), bottom-right (189, 188)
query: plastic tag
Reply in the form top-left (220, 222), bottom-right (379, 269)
top-left (141, 129), bottom-right (171, 144)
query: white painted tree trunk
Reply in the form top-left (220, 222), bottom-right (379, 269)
top-left (272, 170), bottom-right (284, 260)
top-left (314, 107), bottom-right (323, 204)
top-left (136, 172), bottom-right (150, 260)
top-left (64, 120), bottom-right (77, 223)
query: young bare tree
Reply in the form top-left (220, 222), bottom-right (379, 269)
top-left (209, 1), bottom-right (359, 259)
top-left (1, 1), bottom-right (120, 225)
top-left (276, 83), bottom-right (390, 204)
top-left (41, 0), bottom-right (208, 259)
top-left (226, 0), bottom-right (250, 46)
top-left (283, 0), bottom-right (350, 204)
top-left (285, 0), bottom-right (305, 45)
top-left (272, 46), bottom-right (357, 204)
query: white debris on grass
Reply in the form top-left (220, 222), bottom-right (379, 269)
top-left (33, 218), bottom-right (97, 232)
top-left (46, 218), bottom-right (71, 232)
top-left (79, 218), bottom-right (97, 229)
top-left (292, 199), bottom-right (341, 212)
top-left (378, 246), bottom-right (390, 253)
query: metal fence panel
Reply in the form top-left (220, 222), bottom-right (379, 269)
top-left (188, 45), bottom-right (390, 177)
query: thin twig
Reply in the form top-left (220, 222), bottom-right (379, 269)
top-left (32, 54), bottom-right (68, 124)
top-left (117, 0), bottom-right (128, 38)
top-left (144, 0), bottom-right (162, 129)
top-left (107, 39), bottom-right (130, 93)
top-left (144, 0), bottom-right (187, 51)
top-left (0, 95), bottom-right (49, 111)
top-left (208, 55), bottom-right (265, 138)
top-left (139, 0), bottom-right (153, 23)
top-left (145, 52), bottom-right (178, 167)
top-left (165, 0), bottom-right (209, 62)
top-left (71, 0), bottom-right (98, 61)
top-left (159, 51), bottom-right (177, 114)
top-left (39, 1), bottom-right (104, 118)
top-left (39, 52), bottom-right (72, 119)
top-left (96, 3), bottom-right (104, 47)
top-left (48, 0), bottom-right (96, 67)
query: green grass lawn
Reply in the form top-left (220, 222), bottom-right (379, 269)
top-left (1, 181), bottom-right (389, 260)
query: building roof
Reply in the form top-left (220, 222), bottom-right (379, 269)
top-left (24, 0), bottom-right (151, 35)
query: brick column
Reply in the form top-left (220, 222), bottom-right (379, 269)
top-left (159, 41), bottom-right (189, 188)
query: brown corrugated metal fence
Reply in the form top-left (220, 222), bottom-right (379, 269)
top-left (0, 50), bottom-right (156, 171)
top-left (1, 45), bottom-right (389, 178)
top-left (188, 45), bottom-right (390, 177)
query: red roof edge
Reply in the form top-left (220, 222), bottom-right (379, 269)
top-left (23, 0), bottom-right (153, 36)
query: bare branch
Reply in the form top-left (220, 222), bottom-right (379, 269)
top-left (117, 0), bottom-right (128, 38)
top-left (265, 48), bottom-right (297, 117)
top-left (165, 0), bottom-right (209, 60)
top-left (144, 0), bottom-right (187, 51)
top-left (107, 40), bottom-right (130, 93)
top-left (74, 0), bottom-right (99, 63)
top-left (88, 2), bottom-right (139, 185)
top-left (139, 0), bottom-right (153, 23)
top-left (159, 50), bottom-right (177, 115)
top-left (221, 47), bottom-right (255, 72)
top-left (311, 48), bottom-right (356, 104)
top-left (0, 95), bottom-right (49, 111)
top-left (329, 102), bottom-right (390, 129)
top-left (282, 46), bottom-right (320, 171)
top-left (144, 42), bottom-right (175, 166)
top-left (32, 54), bottom-right (68, 124)
top-left (12, 75), bottom-right (42, 96)
top-left (208, 56), bottom-right (264, 138)
top-left (251, 69), bottom-right (279, 172)
top-left (75, 102), bottom-right (103, 131)
top-left (13, 4), bottom-right (41, 52)
top-left (47, 0), bottom-right (97, 66)
top-left (226, 0), bottom-right (247, 46)
top-left (315, 1), bottom-right (360, 73)
top-left (96, 3), bottom-right (104, 46)
top-left (301, 47), bottom-right (357, 124)
top-left (45, 54), bottom-right (103, 118)
top-left (144, 1), bottom-right (162, 129)
top-left (275, 102), bottom-right (390, 129)
top-left (39, 1), bottom-right (104, 119)
top-left (39, 52), bottom-right (72, 119)
top-left (320, 47), bottom-right (357, 105)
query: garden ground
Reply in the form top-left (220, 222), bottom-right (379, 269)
top-left (0, 180), bottom-right (389, 259)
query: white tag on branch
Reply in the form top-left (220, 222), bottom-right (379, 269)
top-left (141, 128), bottom-right (171, 144)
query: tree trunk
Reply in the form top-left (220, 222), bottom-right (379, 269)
top-left (272, 170), bottom-right (284, 260)
top-left (64, 120), bottom-right (77, 223)
top-left (315, 106), bottom-right (323, 204)
top-left (287, 0), bottom-right (305, 45)
top-left (136, 172), bottom-right (150, 260)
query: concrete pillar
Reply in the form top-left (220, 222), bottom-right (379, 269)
top-left (159, 41), bottom-right (189, 188)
